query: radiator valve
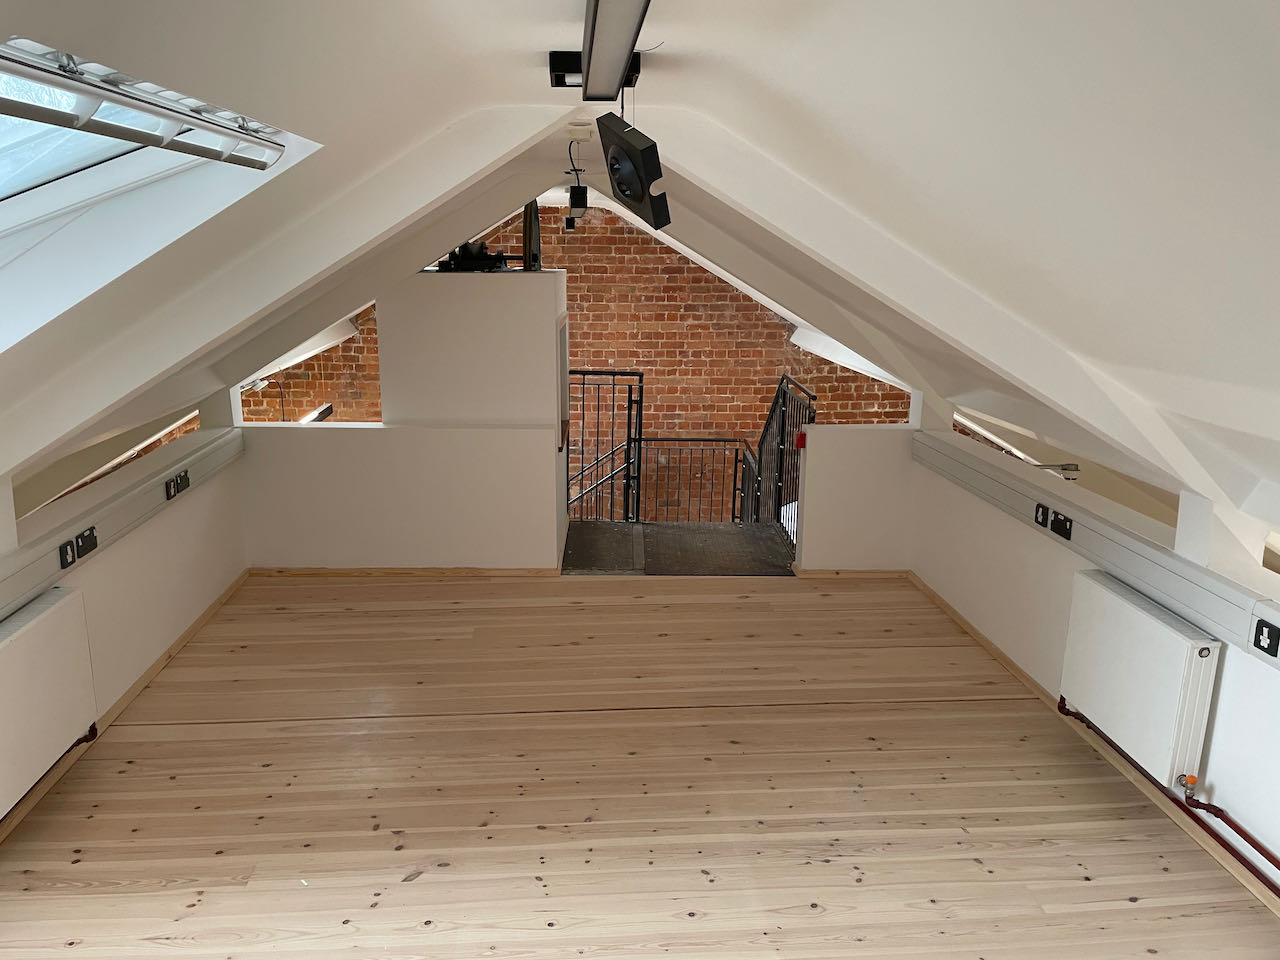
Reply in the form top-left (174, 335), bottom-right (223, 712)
top-left (1176, 773), bottom-right (1199, 797)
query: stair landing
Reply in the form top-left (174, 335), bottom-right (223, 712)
top-left (562, 520), bottom-right (794, 576)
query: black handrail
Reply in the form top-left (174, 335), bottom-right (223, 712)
top-left (567, 438), bottom-right (630, 487)
top-left (565, 370), bottom-right (813, 535)
top-left (640, 437), bottom-right (750, 523)
top-left (566, 369), bottom-right (644, 521)
top-left (754, 376), bottom-right (816, 553)
top-left (734, 443), bottom-right (760, 524)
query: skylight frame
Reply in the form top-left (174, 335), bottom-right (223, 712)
top-left (0, 36), bottom-right (286, 172)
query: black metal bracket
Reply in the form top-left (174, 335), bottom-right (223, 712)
top-left (549, 50), bottom-right (641, 89)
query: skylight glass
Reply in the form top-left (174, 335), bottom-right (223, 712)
top-left (0, 35), bottom-right (316, 374)
top-left (0, 70), bottom-right (142, 200)
top-left (0, 71), bottom-right (77, 112)
top-left (92, 101), bottom-right (173, 137)
top-left (1, 38), bottom-right (283, 171)
top-left (0, 113), bottom-right (136, 201)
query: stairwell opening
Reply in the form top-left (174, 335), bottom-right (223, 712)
top-left (480, 205), bottom-right (911, 575)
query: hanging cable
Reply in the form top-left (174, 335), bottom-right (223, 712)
top-left (565, 139), bottom-right (587, 229)
top-left (567, 140), bottom-right (584, 186)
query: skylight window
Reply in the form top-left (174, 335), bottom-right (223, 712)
top-left (0, 71), bottom-right (77, 111)
top-left (0, 37), bottom-right (285, 171)
top-left (0, 117), bottom-right (136, 200)
top-left (0, 36), bottom-right (318, 359)
top-left (0, 72), bottom-right (139, 199)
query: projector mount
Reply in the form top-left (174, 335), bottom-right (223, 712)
top-left (435, 200), bottom-right (542, 272)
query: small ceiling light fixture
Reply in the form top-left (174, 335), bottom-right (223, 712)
top-left (569, 184), bottom-right (588, 218)
top-left (566, 140), bottom-right (588, 219)
top-left (581, 0), bottom-right (651, 101)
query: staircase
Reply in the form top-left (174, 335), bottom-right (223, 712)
top-left (566, 371), bottom-right (816, 557)
top-left (741, 375), bottom-right (817, 550)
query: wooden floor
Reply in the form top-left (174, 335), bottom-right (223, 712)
top-left (1, 574), bottom-right (1276, 958)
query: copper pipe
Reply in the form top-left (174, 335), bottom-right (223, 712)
top-left (1058, 696), bottom-right (1280, 896)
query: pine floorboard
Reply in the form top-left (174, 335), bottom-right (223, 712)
top-left (0, 573), bottom-right (1276, 958)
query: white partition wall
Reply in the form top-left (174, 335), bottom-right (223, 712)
top-left (242, 270), bottom-right (570, 571)
top-left (241, 425), bottom-right (561, 569)
top-left (379, 271), bottom-right (567, 430)
top-left (795, 425), bottom-right (916, 572)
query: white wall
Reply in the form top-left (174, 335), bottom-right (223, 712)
top-left (796, 424), bottom-right (1280, 887)
top-left (1200, 647), bottom-right (1280, 888)
top-left (306, 266), bottom-right (568, 571)
top-left (59, 461), bottom-right (246, 713)
top-left (379, 271), bottom-right (567, 429)
top-left (909, 463), bottom-right (1093, 694)
top-left (795, 425), bottom-right (916, 571)
top-left (240, 425), bottom-right (561, 570)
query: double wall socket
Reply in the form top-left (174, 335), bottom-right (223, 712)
top-left (54, 526), bottom-right (97, 571)
top-left (164, 469), bottom-right (190, 501)
top-left (1033, 502), bottom-right (1073, 541)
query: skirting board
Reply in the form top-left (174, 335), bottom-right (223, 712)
top-left (0, 568), bottom-right (250, 846)
top-left (248, 567), bottom-right (561, 577)
top-left (907, 570), bottom-right (1280, 920)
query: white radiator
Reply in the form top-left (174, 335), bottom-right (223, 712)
top-left (0, 587), bottom-right (97, 817)
top-left (1062, 570), bottom-right (1220, 789)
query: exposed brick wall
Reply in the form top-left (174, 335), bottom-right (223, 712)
top-left (52, 412), bottom-right (202, 505)
top-left (241, 305), bottom-right (381, 422)
top-left (234, 214), bottom-right (908, 433)
top-left (483, 208), bottom-right (912, 438)
top-left (137, 412), bottom-right (201, 456)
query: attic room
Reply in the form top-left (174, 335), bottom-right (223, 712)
top-left (0, 1), bottom-right (1278, 955)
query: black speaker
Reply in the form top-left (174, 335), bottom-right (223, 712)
top-left (596, 111), bottom-right (670, 229)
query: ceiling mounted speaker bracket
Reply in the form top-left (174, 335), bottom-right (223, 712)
top-left (595, 112), bottom-right (669, 230)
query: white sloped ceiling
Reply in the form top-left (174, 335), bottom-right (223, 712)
top-left (0, 0), bottom-right (1276, 555)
